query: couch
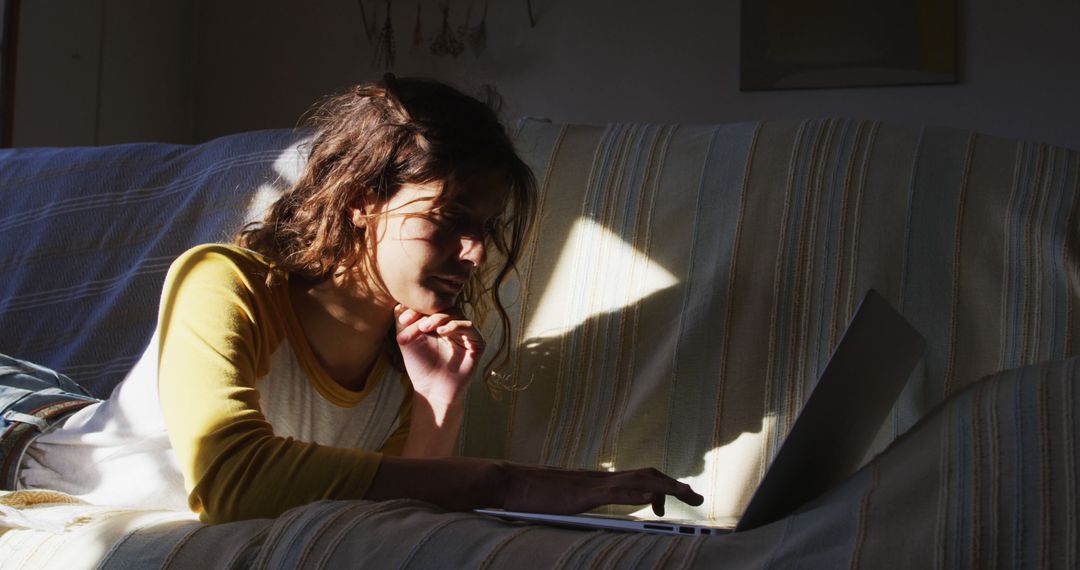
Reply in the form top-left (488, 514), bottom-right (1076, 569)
top-left (0, 118), bottom-right (1077, 568)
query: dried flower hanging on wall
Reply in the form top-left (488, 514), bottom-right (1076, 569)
top-left (410, 2), bottom-right (424, 54)
top-left (430, 2), bottom-right (464, 57)
top-left (468, 0), bottom-right (487, 57)
top-left (360, 0), bottom-right (498, 66)
top-left (357, 0), bottom-right (378, 40)
top-left (526, 0), bottom-right (537, 28)
top-left (373, 0), bottom-right (396, 69)
top-left (457, 4), bottom-right (471, 46)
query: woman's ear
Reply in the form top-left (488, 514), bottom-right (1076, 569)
top-left (350, 207), bottom-right (367, 229)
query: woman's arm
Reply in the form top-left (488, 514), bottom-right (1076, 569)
top-left (159, 246), bottom-right (387, 523)
top-left (367, 456), bottom-right (704, 516)
top-left (383, 305), bottom-right (704, 514)
top-left (399, 396), bottom-right (464, 457)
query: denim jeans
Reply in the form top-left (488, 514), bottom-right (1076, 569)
top-left (0, 353), bottom-right (99, 489)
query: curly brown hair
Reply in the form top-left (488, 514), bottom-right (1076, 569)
top-left (236, 75), bottom-right (536, 387)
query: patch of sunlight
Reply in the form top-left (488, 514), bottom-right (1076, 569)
top-left (3, 507), bottom-right (197, 566)
top-left (244, 183), bottom-right (282, 225)
top-left (243, 140), bottom-right (308, 225)
top-left (523, 216), bottom-right (679, 340)
top-left (629, 414), bottom-right (778, 521)
top-left (273, 140), bottom-right (307, 186)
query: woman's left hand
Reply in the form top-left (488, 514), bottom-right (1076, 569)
top-left (394, 304), bottom-right (486, 408)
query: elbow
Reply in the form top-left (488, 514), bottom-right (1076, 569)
top-left (190, 473), bottom-right (269, 524)
top-left (187, 434), bottom-right (287, 524)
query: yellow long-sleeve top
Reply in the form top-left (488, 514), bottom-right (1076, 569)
top-left (159, 244), bottom-right (412, 523)
top-left (21, 244), bottom-right (411, 524)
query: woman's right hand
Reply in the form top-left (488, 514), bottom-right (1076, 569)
top-left (501, 463), bottom-right (704, 517)
top-left (368, 456), bottom-right (704, 516)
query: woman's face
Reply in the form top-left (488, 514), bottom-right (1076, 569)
top-left (361, 179), bottom-right (503, 314)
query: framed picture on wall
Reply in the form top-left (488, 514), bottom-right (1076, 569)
top-left (740, 0), bottom-right (957, 91)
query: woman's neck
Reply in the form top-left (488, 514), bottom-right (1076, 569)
top-left (288, 271), bottom-right (395, 392)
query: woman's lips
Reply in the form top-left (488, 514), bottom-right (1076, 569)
top-left (431, 275), bottom-right (466, 292)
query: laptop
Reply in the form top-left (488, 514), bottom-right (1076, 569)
top-left (476, 289), bottom-right (926, 536)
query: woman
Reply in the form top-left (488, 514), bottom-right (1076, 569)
top-left (5, 75), bottom-right (702, 523)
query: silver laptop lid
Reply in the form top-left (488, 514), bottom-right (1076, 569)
top-left (734, 289), bottom-right (926, 532)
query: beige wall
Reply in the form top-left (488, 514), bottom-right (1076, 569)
top-left (12, 0), bottom-right (1080, 149)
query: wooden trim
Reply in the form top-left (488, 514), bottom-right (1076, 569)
top-left (1, 0), bottom-right (20, 148)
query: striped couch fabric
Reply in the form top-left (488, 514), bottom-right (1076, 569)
top-left (462, 119), bottom-right (1080, 523)
top-left (0, 119), bottom-right (1077, 567)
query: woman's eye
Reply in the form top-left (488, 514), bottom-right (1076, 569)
top-left (434, 211), bottom-right (479, 232)
top-left (421, 211), bottom-right (453, 226)
top-left (424, 209), bottom-right (497, 240)
top-left (436, 213), bottom-right (465, 229)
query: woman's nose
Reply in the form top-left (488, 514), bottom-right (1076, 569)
top-left (460, 236), bottom-right (486, 267)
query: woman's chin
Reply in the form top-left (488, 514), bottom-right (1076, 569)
top-left (399, 292), bottom-right (459, 315)
top-left (427, 297), bottom-right (459, 314)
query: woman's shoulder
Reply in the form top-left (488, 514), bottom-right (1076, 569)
top-left (166, 243), bottom-right (285, 291)
top-left (174, 243), bottom-right (273, 267)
